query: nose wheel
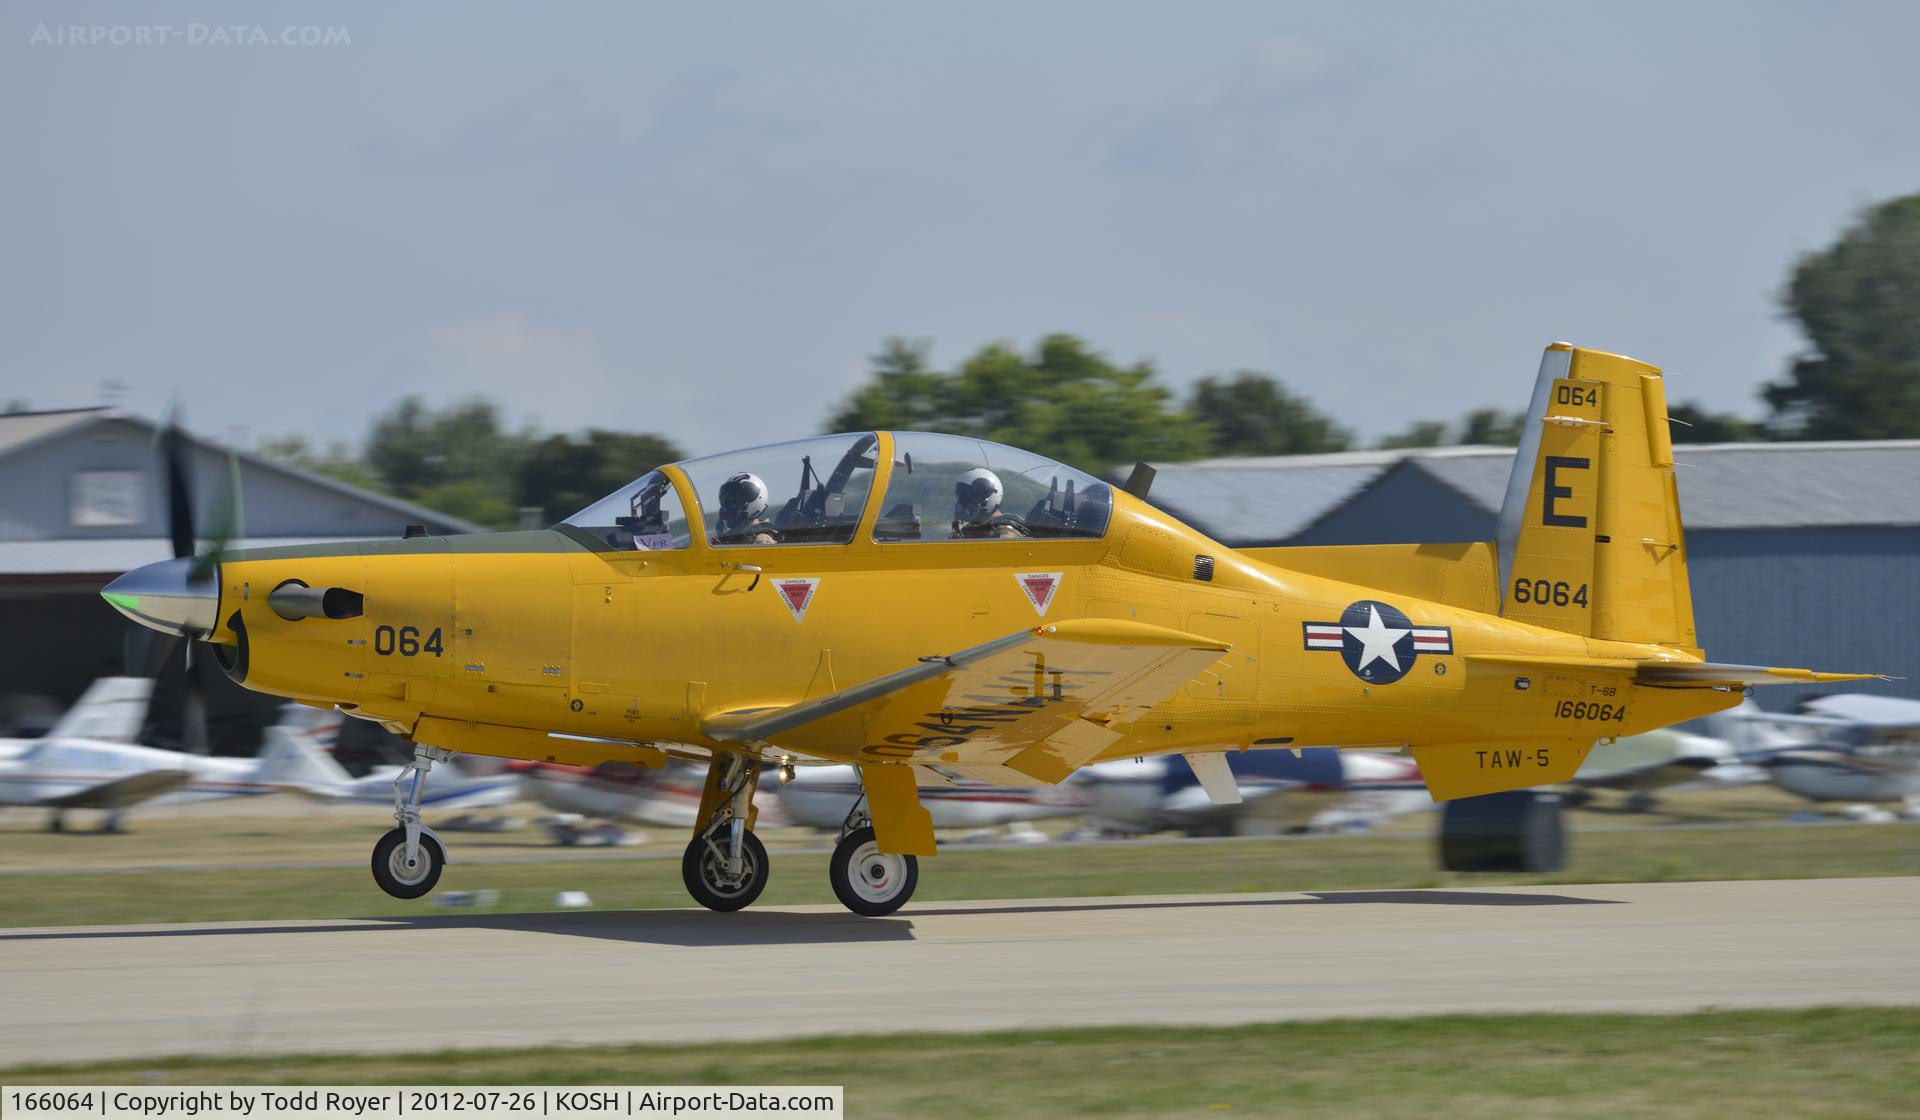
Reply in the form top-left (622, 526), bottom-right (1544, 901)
top-left (371, 744), bottom-right (452, 900)
top-left (829, 825), bottom-right (918, 917)
top-left (372, 826), bottom-right (445, 898)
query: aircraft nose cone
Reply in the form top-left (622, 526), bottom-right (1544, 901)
top-left (101, 557), bottom-right (219, 638)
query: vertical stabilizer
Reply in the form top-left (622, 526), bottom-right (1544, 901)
top-left (1496, 345), bottom-right (1697, 650)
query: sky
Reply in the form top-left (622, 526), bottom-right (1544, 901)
top-left (4, 1), bottom-right (1919, 458)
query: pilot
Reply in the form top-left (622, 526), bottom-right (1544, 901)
top-left (714, 472), bottom-right (777, 545)
top-left (951, 467), bottom-right (1026, 539)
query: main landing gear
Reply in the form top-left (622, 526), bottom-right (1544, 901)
top-left (371, 745), bottom-right (451, 899)
top-left (682, 755), bottom-right (770, 911)
top-left (678, 759), bottom-right (921, 917)
top-left (828, 800), bottom-right (918, 917)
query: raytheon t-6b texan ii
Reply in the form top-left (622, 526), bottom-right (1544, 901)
top-left (104, 345), bottom-right (1879, 915)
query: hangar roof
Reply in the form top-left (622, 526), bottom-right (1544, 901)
top-left (0, 408), bottom-right (486, 565)
top-left (1131, 440), bottom-right (1920, 543)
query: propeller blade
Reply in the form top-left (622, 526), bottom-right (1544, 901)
top-left (181, 639), bottom-right (210, 756)
top-left (190, 449), bottom-right (245, 583)
top-left (157, 414), bottom-right (197, 562)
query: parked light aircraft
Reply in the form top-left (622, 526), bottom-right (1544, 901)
top-left (1077, 749), bottom-right (1431, 836)
top-left (516, 758), bottom-right (787, 843)
top-left (103, 345), bottom-right (1880, 914)
top-left (0, 696), bottom-right (335, 830)
top-left (269, 710), bottom-right (522, 812)
top-left (1565, 725), bottom-right (1760, 811)
top-left (776, 763), bottom-right (1088, 836)
top-left (1734, 695), bottom-right (1920, 809)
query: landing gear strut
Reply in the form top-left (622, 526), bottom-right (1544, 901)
top-left (371, 745), bottom-right (450, 899)
top-left (682, 755), bottom-right (769, 911)
top-left (828, 796), bottom-right (918, 917)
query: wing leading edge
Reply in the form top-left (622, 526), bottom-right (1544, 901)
top-left (704, 619), bottom-right (1230, 785)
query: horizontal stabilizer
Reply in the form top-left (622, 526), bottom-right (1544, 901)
top-left (1468, 653), bottom-right (1884, 690)
top-left (1633, 662), bottom-right (1887, 688)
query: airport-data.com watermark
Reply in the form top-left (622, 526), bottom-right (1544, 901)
top-left (29, 23), bottom-right (351, 48)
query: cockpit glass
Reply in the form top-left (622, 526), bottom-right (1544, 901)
top-left (873, 433), bottom-right (1113, 543)
top-left (679, 433), bottom-right (880, 547)
top-left (561, 470), bottom-right (692, 551)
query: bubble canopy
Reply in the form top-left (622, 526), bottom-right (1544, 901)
top-left (562, 433), bottom-right (1114, 549)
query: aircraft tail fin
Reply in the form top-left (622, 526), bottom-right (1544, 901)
top-left (252, 724), bottom-right (353, 792)
top-left (46, 676), bottom-right (155, 744)
top-left (1495, 344), bottom-right (1698, 650)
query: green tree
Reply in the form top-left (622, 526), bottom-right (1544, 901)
top-left (1766, 193), bottom-right (1920, 438)
top-left (515, 430), bottom-right (686, 524)
top-left (1667, 402), bottom-right (1760, 444)
top-left (255, 434), bottom-right (382, 490)
top-left (1187, 372), bottom-right (1351, 456)
top-left (1457, 408), bottom-right (1524, 446)
top-left (358, 398), bottom-right (533, 528)
top-left (827, 334), bottom-right (1212, 472)
top-left (1375, 420), bottom-right (1449, 449)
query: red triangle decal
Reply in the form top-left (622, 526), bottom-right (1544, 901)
top-left (773, 578), bottom-right (818, 622)
top-left (1015, 572), bottom-right (1062, 616)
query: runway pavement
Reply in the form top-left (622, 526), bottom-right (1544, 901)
top-left (1, 877), bottom-right (1913, 1064)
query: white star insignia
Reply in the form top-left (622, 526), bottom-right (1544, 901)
top-left (1346, 604), bottom-right (1411, 673)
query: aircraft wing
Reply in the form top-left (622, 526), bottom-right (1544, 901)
top-left (41, 769), bottom-right (191, 809)
top-left (704, 619), bottom-right (1230, 785)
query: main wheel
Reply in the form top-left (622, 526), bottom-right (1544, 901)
top-left (829, 826), bottom-right (918, 917)
top-left (682, 828), bottom-right (770, 912)
top-left (371, 827), bottom-right (446, 899)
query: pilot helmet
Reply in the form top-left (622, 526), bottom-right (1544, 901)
top-left (716, 472), bottom-right (769, 535)
top-left (954, 467), bottom-right (1003, 523)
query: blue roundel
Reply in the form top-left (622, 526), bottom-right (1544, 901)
top-left (1339, 599), bottom-right (1417, 684)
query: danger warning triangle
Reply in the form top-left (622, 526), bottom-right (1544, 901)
top-left (1015, 572), bottom-right (1062, 617)
top-left (773, 578), bottom-right (819, 622)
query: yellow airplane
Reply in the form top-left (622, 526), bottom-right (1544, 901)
top-left (104, 345), bottom-right (1877, 915)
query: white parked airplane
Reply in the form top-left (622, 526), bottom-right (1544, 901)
top-left (775, 764), bottom-right (1089, 837)
top-left (1075, 748), bottom-right (1432, 836)
top-left (1567, 725), bottom-right (1763, 811)
top-left (1734, 695), bottom-right (1920, 810)
top-left (0, 686), bottom-right (333, 831)
top-left (269, 711), bottom-right (520, 813)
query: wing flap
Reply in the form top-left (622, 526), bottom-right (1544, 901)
top-left (704, 619), bottom-right (1229, 783)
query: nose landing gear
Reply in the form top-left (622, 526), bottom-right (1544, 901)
top-left (371, 744), bottom-right (451, 900)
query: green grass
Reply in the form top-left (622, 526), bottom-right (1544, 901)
top-left (3, 1009), bottom-right (1916, 1118)
top-left (0, 822), bottom-right (1912, 928)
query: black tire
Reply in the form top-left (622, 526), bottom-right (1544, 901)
top-left (682, 827), bottom-right (770, 912)
top-left (829, 826), bottom-right (919, 917)
top-left (371, 826), bottom-right (445, 899)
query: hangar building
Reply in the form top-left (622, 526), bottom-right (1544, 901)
top-left (1133, 441), bottom-right (1920, 709)
top-left (0, 408), bottom-right (481, 749)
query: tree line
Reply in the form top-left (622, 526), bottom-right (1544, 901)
top-left (252, 190), bottom-right (1920, 529)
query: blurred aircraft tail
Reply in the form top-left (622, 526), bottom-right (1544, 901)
top-left (253, 722), bottom-right (353, 793)
top-left (1495, 344), bottom-right (1698, 651)
top-left (46, 676), bottom-right (155, 744)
